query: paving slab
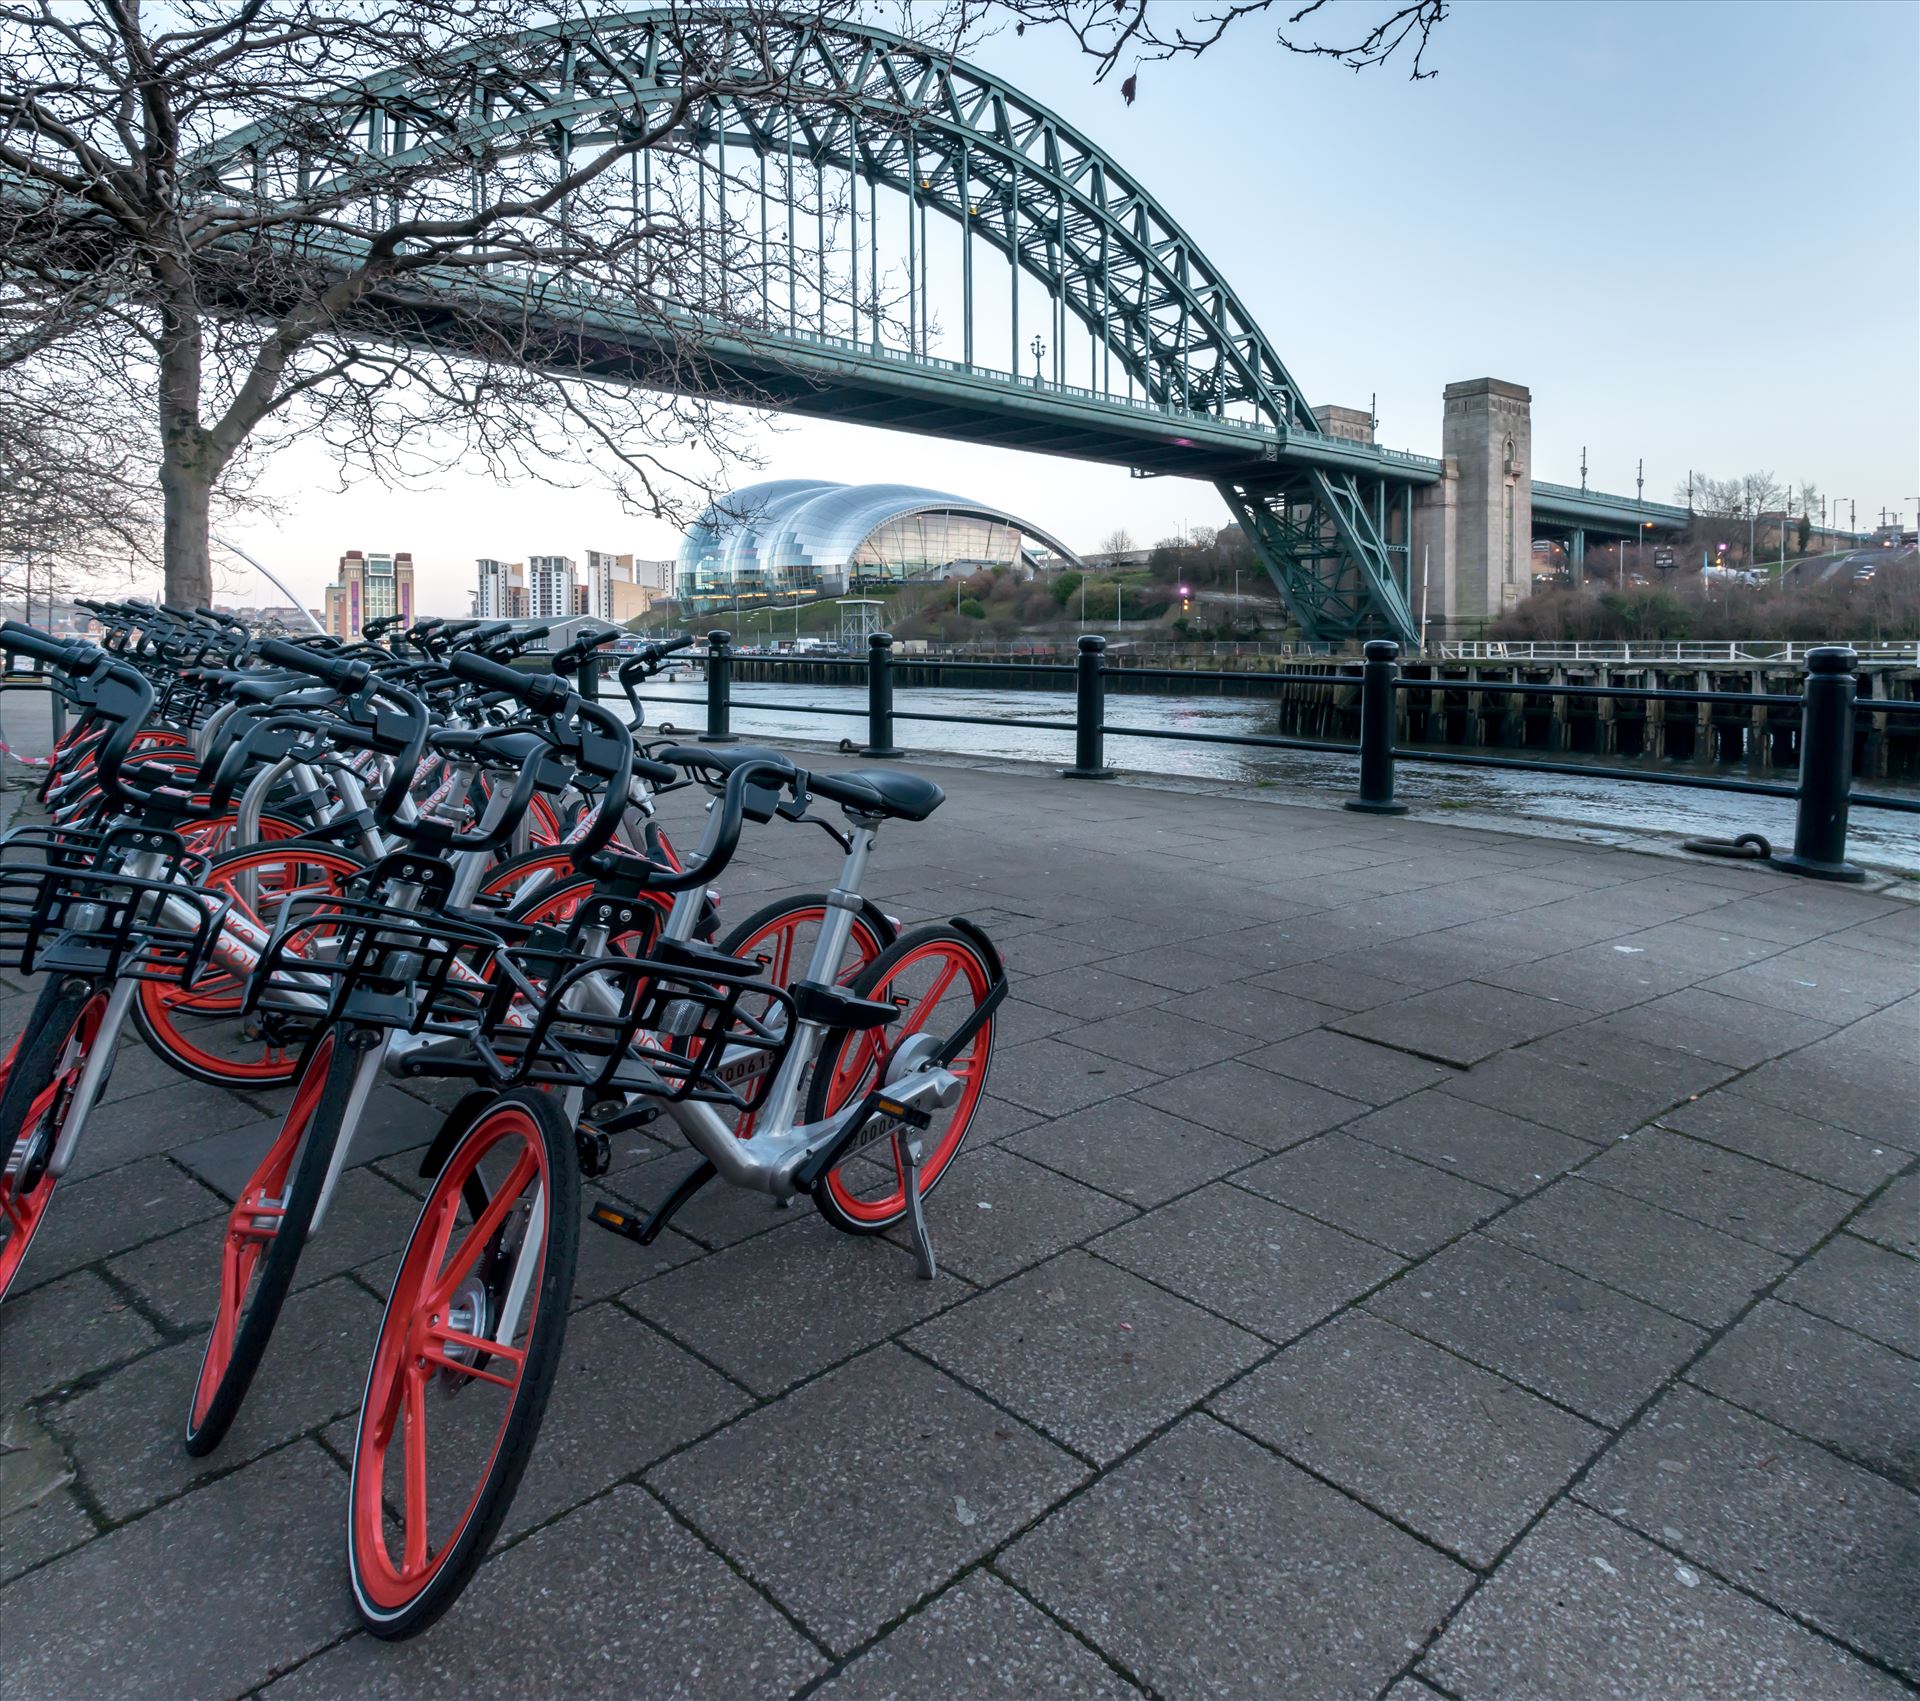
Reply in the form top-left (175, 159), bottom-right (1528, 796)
top-left (42, 1276), bottom-right (379, 1523)
top-left (1057, 1003), bottom-right (1258, 1070)
top-left (1422, 1501), bottom-right (1909, 1701)
top-left (815, 1572), bottom-right (1143, 1699)
top-left (492, 1302), bottom-right (747, 1538)
top-left (1016, 966), bottom-right (1174, 1021)
top-left (1687, 1299), bottom-right (1920, 1490)
top-left (986, 1037), bottom-right (1165, 1117)
top-left (262, 1486), bottom-right (826, 1699)
top-left (1435, 1047), bottom-right (1670, 1143)
top-left (1520, 1024), bottom-right (1738, 1101)
top-left (1100, 943), bottom-right (1253, 994)
top-left (1244, 1027), bottom-right (1455, 1103)
top-left (1850, 1171), bottom-right (1920, 1257)
top-left (880, 1145), bottom-right (1136, 1286)
top-left (1213, 1311), bottom-right (1602, 1567)
top-left (1658, 1090), bottom-right (1912, 1194)
top-left (1481, 1176), bottom-right (1790, 1327)
top-left (1341, 1089), bottom-right (1593, 1196)
top-left (1234, 1133), bottom-right (1507, 1258)
top-left (0, 1269), bottom-right (160, 1407)
top-left (1732, 1053), bottom-right (1919, 1146)
top-left (1002, 1098), bottom-right (1261, 1207)
top-left (0, 1477), bottom-right (93, 1586)
top-left (1597, 987), bottom-right (1837, 1068)
top-left (1002, 1415), bottom-right (1468, 1701)
top-left (64, 1075), bottom-right (254, 1180)
top-left (1580, 1127), bottom-right (1856, 1255)
top-left (1130, 1057), bottom-right (1366, 1150)
top-left (907, 1249), bottom-right (1265, 1463)
top-left (9, 1155), bottom-right (221, 1297)
top-left (0, 1442), bottom-right (356, 1701)
top-left (1578, 1385), bottom-right (1920, 1678)
top-left (1369, 1235), bottom-right (1706, 1427)
top-left (1776, 1232), bottom-right (1920, 1357)
top-left (1333, 983), bottom-right (1585, 1066)
top-left (1259, 957), bottom-right (1417, 1011)
top-left (651, 1346), bottom-right (1085, 1655)
top-left (1158, 981), bottom-right (1338, 1041)
top-left (625, 1217), bottom-right (951, 1397)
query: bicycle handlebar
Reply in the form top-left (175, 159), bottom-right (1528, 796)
top-left (256, 637), bottom-right (373, 695)
top-left (448, 650), bottom-right (571, 716)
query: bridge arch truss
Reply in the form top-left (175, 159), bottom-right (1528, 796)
top-left (204, 7), bottom-right (1419, 640)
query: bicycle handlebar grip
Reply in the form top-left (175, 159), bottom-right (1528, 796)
top-left (256, 637), bottom-right (372, 694)
top-left (448, 650), bottom-right (571, 716)
top-left (1, 622), bottom-right (88, 668)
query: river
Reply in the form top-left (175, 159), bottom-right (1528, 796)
top-left (632, 675), bottom-right (1920, 877)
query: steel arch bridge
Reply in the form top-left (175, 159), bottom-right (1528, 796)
top-left (204, 9), bottom-right (1446, 640)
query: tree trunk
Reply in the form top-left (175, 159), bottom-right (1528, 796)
top-left (159, 455), bottom-right (214, 609)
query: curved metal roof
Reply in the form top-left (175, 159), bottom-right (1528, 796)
top-left (678, 480), bottom-right (1083, 583)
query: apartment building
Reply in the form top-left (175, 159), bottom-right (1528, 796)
top-left (322, 550), bottom-right (413, 639)
top-left (475, 558), bottom-right (528, 619)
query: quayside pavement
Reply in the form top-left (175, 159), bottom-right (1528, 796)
top-left (1, 748), bottom-right (1916, 1700)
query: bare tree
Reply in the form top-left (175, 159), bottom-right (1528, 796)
top-left (980, 0), bottom-right (1448, 100)
top-left (0, 1), bottom-right (917, 606)
top-left (1100, 527), bottom-right (1135, 557)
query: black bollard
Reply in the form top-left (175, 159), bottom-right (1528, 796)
top-left (1344, 639), bottom-right (1409, 815)
top-left (700, 629), bottom-right (738, 744)
top-left (1773, 646), bottom-right (1865, 882)
top-left (862, 631), bottom-right (903, 757)
top-left (1061, 633), bottom-right (1113, 779)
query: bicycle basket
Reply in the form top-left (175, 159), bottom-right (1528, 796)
top-left (0, 824), bottom-right (230, 985)
top-left (244, 893), bottom-right (508, 1034)
top-left (475, 936), bottom-right (797, 1108)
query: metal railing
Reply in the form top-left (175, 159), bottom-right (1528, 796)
top-left (1438, 639), bottom-right (1920, 665)
top-left (640, 631), bottom-right (1920, 883)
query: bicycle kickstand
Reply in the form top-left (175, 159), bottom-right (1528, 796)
top-left (893, 1128), bottom-right (938, 1282)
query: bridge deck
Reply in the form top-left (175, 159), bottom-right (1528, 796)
top-left (3, 732), bottom-right (1913, 1699)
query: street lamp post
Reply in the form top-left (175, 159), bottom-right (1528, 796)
top-left (1029, 334), bottom-right (1045, 384)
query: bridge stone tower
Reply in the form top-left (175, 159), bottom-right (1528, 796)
top-left (1414, 379), bottom-right (1533, 638)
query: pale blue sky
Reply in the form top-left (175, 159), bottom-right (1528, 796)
top-left (232, 0), bottom-right (1920, 611)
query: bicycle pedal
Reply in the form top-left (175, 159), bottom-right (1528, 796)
top-left (872, 1093), bottom-right (933, 1133)
top-left (588, 1202), bottom-right (646, 1243)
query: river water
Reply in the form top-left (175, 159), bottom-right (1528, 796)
top-left (633, 675), bottom-right (1920, 876)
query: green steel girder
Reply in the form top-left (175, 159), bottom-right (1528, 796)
top-left (1219, 472), bottom-right (1417, 646)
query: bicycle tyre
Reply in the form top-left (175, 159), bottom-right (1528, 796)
top-left (802, 924), bottom-right (997, 1235)
top-left (348, 1088), bottom-right (579, 1639)
top-left (0, 977), bottom-right (107, 1301)
top-left (183, 1028), bottom-right (360, 1454)
top-left (132, 840), bottom-right (366, 1088)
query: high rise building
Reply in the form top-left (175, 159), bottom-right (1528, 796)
top-left (583, 551), bottom-right (674, 622)
top-left (323, 550), bottom-right (413, 639)
top-left (475, 558), bottom-right (528, 619)
top-left (526, 554), bottom-right (577, 620)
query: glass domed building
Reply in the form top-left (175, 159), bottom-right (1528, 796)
top-left (676, 480), bottom-right (1082, 608)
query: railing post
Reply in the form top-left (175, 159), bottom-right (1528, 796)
top-left (862, 631), bottom-right (903, 757)
top-left (700, 629), bottom-right (737, 744)
top-left (1774, 646), bottom-right (1865, 882)
top-left (1344, 639), bottom-right (1409, 815)
top-left (1062, 633), bottom-right (1112, 779)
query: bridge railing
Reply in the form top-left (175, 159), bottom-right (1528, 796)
top-left (628, 631), bottom-right (1920, 881)
top-left (1439, 639), bottom-right (1920, 665)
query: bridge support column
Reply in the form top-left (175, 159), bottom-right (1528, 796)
top-left (1571, 529), bottom-right (1586, 587)
top-left (1417, 379), bottom-right (1532, 642)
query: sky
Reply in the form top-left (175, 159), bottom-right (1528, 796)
top-left (216, 0), bottom-right (1920, 614)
